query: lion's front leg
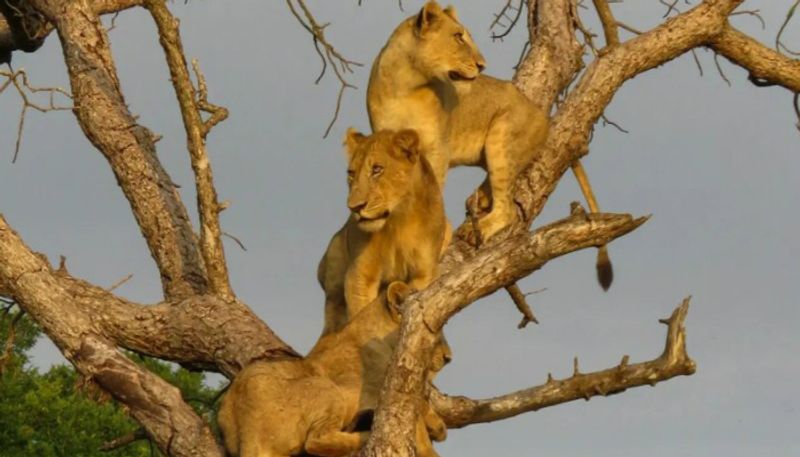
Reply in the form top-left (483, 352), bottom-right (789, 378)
top-left (422, 402), bottom-right (447, 443)
top-left (305, 431), bottom-right (368, 457)
top-left (344, 261), bottom-right (381, 318)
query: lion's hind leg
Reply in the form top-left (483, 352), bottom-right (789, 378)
top-left (476, 116), bottom-right (517, 241)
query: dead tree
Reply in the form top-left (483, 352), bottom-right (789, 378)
top-left (0, 1), bottom-right (797, 456)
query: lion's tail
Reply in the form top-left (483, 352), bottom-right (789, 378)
top-left (596, 245), bottom-right (613, 291)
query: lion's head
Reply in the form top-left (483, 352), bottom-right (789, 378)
top-left (408, 1), bottom-right (486, 83)
top-left (343, 128), bottom-right (422, 233)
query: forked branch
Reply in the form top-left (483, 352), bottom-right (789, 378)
top-left (29, 0), bottom-right (208, 300)
top-left (0, 215), bottom-right (222, 457)
top-left (776, 0), bottom-right (799, 56)
top-left (285, 0), bottom-right (362, 137)
top-left (710, 24), bottom-right (800, 93)
top-left (0, 67), bottom-right (71, 162)
top-left (362, 210), bottom-right (648, 456)
top-left (144, 0), bottom-right (234, 301)
top-left (490, 0), bottom-right (525, 41)
top-left (433, 298), bottom-right (696, 428)
top-left (592, 0), bottom-right (620, 47)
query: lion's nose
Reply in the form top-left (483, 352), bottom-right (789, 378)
top-left (443, 352), bottom-right (453, 365)
top-left (348, 200), bottom-right (367, 213)
top-left (476, 61), bottom-right (485, 72)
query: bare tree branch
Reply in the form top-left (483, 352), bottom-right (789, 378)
top-left (490, 0), bottom-right (526, 41)
top-left (144, 0), bottom-right (234, 301)
top-left (730, 9), bottom-right (765, 29)
top-left (514, 0), bottom-right (583, 111)
top-left (192, 59), bottom-right (229, 136)
top-left (0, 211), bottom-right (296, 377)
top-left (511, 0), bottom-right (745, 229)
top-left (433, 298), bottom-right (696, 428)
top-left (0, 215), bottom-right (222, 457)
top-left (711, 23), bottom-right (800, 93)
top-left (107, 273), bottom-right (134, 292)
top-left (0, 0), bottom-right (143, 63)
top-left (285, 0), bottom-right (362, 137)
top-left (659, 0), bottom-right (682, 18)
top-left (362, 210), bottom-right (648, 455)
top-left (505, 283), bottom-right (539, 328)
top-left (616, 20), bottom-right (643, 36)
top-left (776, 0), bottom-right (799, 56)
top-left (592, 0), bottom-right (620, 47)
top-left (0, 67), bottom-right (71, 162)
top-left (29, 0), bottom-right (208, 301)
top-left (77, 336), bottom-right (224, 457)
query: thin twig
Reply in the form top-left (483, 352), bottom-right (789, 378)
top-left (286, 0), bottom-right (362, 137)
top-left (616, 21), bottom-right (643, 35)
top-left (191, 59), bottom-right (229, 137)
top-left (108, 274), bottom-right (134, 292)
top-left (491, 0), bottom-right (525, 41)
top-left (513, 40), bottom-right (531, 71)
top-left (601, 113), bottom-right (629, 133)
top-left (776, 0), bottom-right (800, 56)
top-left (107, 11), bottom-right (121, 32)
top-left (222, 232), bottom-right (248, 252)
top-left (730, 9), bottom-right (765, 30)
top-left (571, 2), bottom-right (599, 55)
top-left (659, 0), bottom-right (681, 18)
top-left (690, 48), bottom-right (704, 77)
top-left (1, 68), bottom-right (72, 162)
top-left (713, 52), bottom-right (731, 86)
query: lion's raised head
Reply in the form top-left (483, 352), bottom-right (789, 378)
top-left (343, 128), bottom-right (422, 233)
top-left (409, 1), bottom-right (486, 83)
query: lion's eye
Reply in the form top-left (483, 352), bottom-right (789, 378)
top-left (347, 170), bottom-right (355, 182)
top-left (371, 165), bottom-right (384, 176)
top-left (454, 32), bottom-right (465, 44)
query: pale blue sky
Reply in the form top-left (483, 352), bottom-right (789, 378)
top-left (1, 1), bottom-right (798, 456)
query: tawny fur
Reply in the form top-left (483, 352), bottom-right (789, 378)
top-left (367, 0), bottom-right (549, 241)
top-left (317, 129), bottom-right (445, 336)
top-left (218, 282), bottom-right (450, 457)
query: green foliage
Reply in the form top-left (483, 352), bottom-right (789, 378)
top-left (0, 303), bottom-right (223, 456)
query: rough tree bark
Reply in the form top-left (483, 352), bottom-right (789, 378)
top-left (1, 0), bottom-right (797, 455)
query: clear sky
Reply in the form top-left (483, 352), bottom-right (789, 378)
top-left (1, 1), bottom-right (798, 456)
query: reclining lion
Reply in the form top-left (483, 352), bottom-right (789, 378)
top-left (218, 281), bottom-right (449, 457)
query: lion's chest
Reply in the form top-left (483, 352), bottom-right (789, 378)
top-left (378, 241), bottom-right (419, 283)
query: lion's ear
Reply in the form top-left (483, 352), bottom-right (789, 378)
top-left (443, 5), bottom-right (459, 21)
top-left (415, 1), bottom-right (444, 35)
top-left (386, 281), bottom-right (411, 320)
top-left (393, 129), bottom-right (419, 163)
top-left (344, 128), bottom-right (366, 160)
